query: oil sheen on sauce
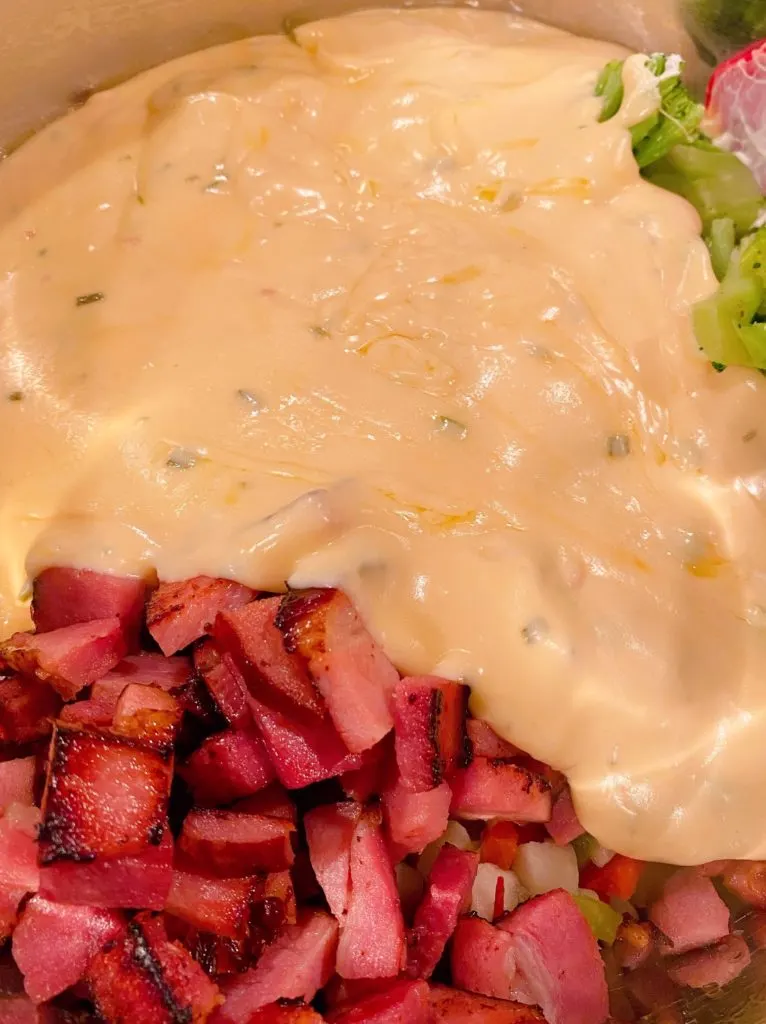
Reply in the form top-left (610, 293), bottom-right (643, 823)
top-left (1, 8), bottom-right (765, 865)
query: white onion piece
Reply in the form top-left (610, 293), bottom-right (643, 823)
top-left (513, 841), bottom-right (579, 896)
top-left (396, 862), bottom-right (425, 919)
top-left (591, 844), bottom-right (615, 868)
top-left (470, 862), bottom-right (527, 921)
top-left (417, 820), bottom-right (475, 877)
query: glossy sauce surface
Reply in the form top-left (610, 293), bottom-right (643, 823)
top-left (1, 8), bottom-right (765, 863)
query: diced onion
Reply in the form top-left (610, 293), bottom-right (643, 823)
top-left (417, 820), bottom-right (476, 877)
top-left (591, 844), bottom-right (615, 868)
top-left (471, 862), bottom-right (527, 921)
top-left (513, 841), bottom-right (579, 896)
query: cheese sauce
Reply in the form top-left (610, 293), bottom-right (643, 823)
top-left (1, 7), bottom-right (766, 864)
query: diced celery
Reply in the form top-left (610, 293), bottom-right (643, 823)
top-left (594, 60), bottom-right (625, 123)
top-left (572, 892), bottom-right (622, 945)
top-left (572, 833), bottom-right (598, 868)
top-left (707, 217), bottom-right (736, 281)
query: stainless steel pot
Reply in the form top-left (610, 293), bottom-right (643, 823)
top-left (0, 1), bottom-right (763, 1020)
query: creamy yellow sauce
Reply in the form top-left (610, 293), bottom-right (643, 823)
top-left (2, 8), bottom-right (766, 864)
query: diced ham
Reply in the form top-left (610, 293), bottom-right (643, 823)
top-left (466, 719), bottom-right (520, 760)
top-left (665, 933), bottom-right (751, 989)
top-left (723, 860), bottom-right (766, 909)
top-left (101, 652), bottom-right (193, 690)
top-left (0, 994), bottom-right (57, 1023)
top-left (112, 683), bottom-right (180, 747)
top-left (451, 915), bottom-right (517, 999)
top-left (180, 727), bottom-right (276, 806)
top-left (392, 676), bottom-right (469, 792)
top-left (450, 759), bottom-right (551, 822)
top-left (215, 911), bottom-right (338, 1022)
top-left (275, 589), bottom-right (398, 753)
top-left (406, 844), bottom-right (478, 979)
top-left (614, 920), bottom-right (654, 971)
top-left (0, 886), bottom-right (27, 944)
top-left (245, 1006), bottom-right (325, 1023)
top-left (249, 696), bottom-right (350, 791)
top-left (60, 696), bottom-right (115, 728)
top-left (214, 598), bottom-right (324, 718)
top-left (649, 871), bottom-right (730, 955)
top-left (545, 788), bottom-right (584, 846)
top-left (304, 802), bottom-right (361, 920)
top-left (0, 619), bottom-right (127, 700)
top-left (339, 736), bottom-right (393, 803)
top-left (496, 889), bottom-right (609, 1024)
top-left (179, 809), bottom-right (295, 876)
top-left (232, 783), bottom-right (296, 823)
top-left (39, 828), bottom-right (173, 908)
top-left (87, 911), bottom-right (221, 1023)
top-left (336, 807), bottom-right (404, 980)
top-left (32, 568), bottom-right (147, 650)
top-left (194, 641), bottom-right (251, 727)
top-left (148, 577), bottom-right (254, 656)
top-left (39, 723), bottom-right (172, 862)
top-left (11, 896), bottom-right (123, 1003)
top-left (0, 759), bottom-right (35, 811)
top-left (706, 39), bottom-right (766, 190)
top-left (0, 679), bottom-right (60, 743)
top-left (326, 979), bottom-right (430, 1023)
top-left (428, 985), bottom-right (544, 1023)
top-left (166, 869), bottom-right (260, 939)
top-left (0, 804), bottom-right (40, 894)
top-left (383, 780), bottom-right (451, 855)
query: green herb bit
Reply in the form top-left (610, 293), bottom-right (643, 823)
top-left (166, 446), bottom-right (198, 470)
top-left (282, 13), bottom-right (309, 43)
top-left (594, 60), bottom-right (625, 123)
top-left (75, 292), bottom-right (105, 307)
top-left (521, 617), bottom-right (548, 645)
top-left (237, 388), bottom-right (264, 412)
top-left (6, 391), bottom-right (23, 402)
top-left (606, 434), bottom-right (631, 458)
top-left (434, 414), bottom-right (468, 439)
top-left (309, 324), bottom-right (331, 337)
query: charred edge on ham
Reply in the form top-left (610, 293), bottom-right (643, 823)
top-left (129, 917), bottom-right (193, 1024)
top-left (275, 588), bottom-right (334, 657)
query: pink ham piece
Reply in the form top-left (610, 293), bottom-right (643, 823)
top-left (11, 896), bottom-right (123, 1002)
top-left (326, 979), bottom-right (430, 1024)
top-left (0, 885), bottom-right (27, 944)
top-left (0, 804), bottom-right (40, 895)
top-left (112, 683), bottom-right (180, 747)
top-left (180, 727), bottom-right (276, 806)
top-left (0, 679), bottom-right (60, 743)
top-left (336, 807), bottom-right (405, 980)
top-left (101, 652), bottom-right (193, 690)
top-left (466, 719), bottom-right (521, 759)
top-left (275, 589), bottom-right (398, 752)
top-left (39, 827), bottom-right (173, 908)
top-left (496, 889), bottom-right (609, 1024)
top-left (195, 641), bottom-right (252, 727)
top-left (0, 995), bottom-right (58, 1023)
top-left (178, 808), bottom-right (295, 876)
top-left (214, 598), bottom-right (324, 718)
top-left (147, 576), bottom-right (254, 656)
top-left (165, 869), bottom-right (260, 939)
top-left (706, 40), bottom-right (766, 190)
top-left (383, 780), bottom-right (451, 855)
top-left (649, 871), bottom-right (730, 955)
top-left (245, 1006), bottom-right (325, 1023)
top-left (0, 618), bottom-right (127, 700)
top-left (428, 985), bottom-right (544, 1023)
top-left (450, 759), bottom-right (551, 822)
top-left (215, 911), bottom-right (338, 1022)
top-left (451, 915), bottom-right (517, 999)
top-left (87, 911), bottom-right (221, 1023)
top-left (406, 844), bottom-right (478, 979)
top-left (304, 801), bottom-right (361, 920)
top-left (0, 758), bottom-right (35, 811)
top-left (340, 736), bottom-right (393, 802)
top-left (232, 783), bottom-right (296, 823)
top-left (665, 933), bottom-right (751, 989)
top-left (392, 677), bottom-right (469, 792)
top-left (545, 788), bottom-right (584, 846)
top-left (32, 568), bottom-right (147, 651)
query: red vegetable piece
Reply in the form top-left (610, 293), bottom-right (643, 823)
top-left (706, 39), bottom-right (766, 190)
top-left (0, 804), bottom-right (40, 894)
top-left (194, 641), bottom-right (251, 727)
top-left (429, 985), bottom-right (543, 1023)
top-left (0, 678), bottom-right (60, 743)
top-left (665, 933), bottom-right (751, 989)
top-left (649, 870), bottom-right (730, 955)
top-left (39, 723), bottom-right (172, 862)
top-left (327, 979), bottom-right (429, 1024)
top-left (0, 619), bottom-right (127, 700)
top-left (232, 783), bottom-right (296, 823)
top-left (392, 676), bottom-right (468, 792)
top-left (166, 868), bottom-right (260, 939)
top-left (12, 896), bottom-right (123, 1003)
top-left (179, 809), bottom-right (295, 876)
top-left (406, 844), bottom-right (478, 979)
top-left (32, 568), bottom-right (146, 651)
top-left (214, 598), bottom-right (323, 718)
top-left (245, 1006), bottom-right (325, 1023)
top-left (723, 860), bottom-right (766, 908)
top-left (113, 683), bottom-right (180, 747)
top-left (215, 911), bottom-right (338, 1022)
top-left (383, 780), bottom-right (451, 856)
top-left (181, 727), bottom-right (276, 807)
top-left (304, 802), bottom-right (361, 920)
top-left (496, 889), bottom-right (609, 1024)
top-left (580, 853), bottom-right (644, 902)
top-left (339, 736), bottom-right (393, 802)
top-left (148, 577), bottom-right (254, 656)
top-left (545, 788), bottom-right (584, 846)
top-left (39, 827), bottom-right (173, 908)
top-left (248, 696), bottom-right (350, 790)
top-left (466, 719), bottom-right (520, 760)
top-left (451, 915), bottom-right (517, 999)
top-left (480, 821), bottom-right (520, 872)
top-left (87, 911), bottom-right (221, 1023)
top-left (336, 807), bottom-right (404, 980)
top-left (450, 759), bottom-right (551, 823)
top-left (275, 589), bottom-right (398, 753)
top-left (0, 758), bottom-right (34, 811)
